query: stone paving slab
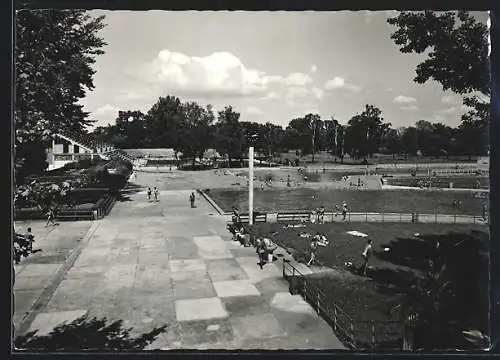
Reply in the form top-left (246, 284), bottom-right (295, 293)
top-left (206, 259), bottom-right (249, 282)
top-left (176, 318), bottom-right (234, 347)
top-left (229, 313), bottom-right (286, 341)
top-left (14, 275), bottom-right (53, 292)
top-left (14, 187), bottom-right (346, 350)
top-left (169, 259), bottom-right (207, 273)
top-left (172, 273), bottom-right (216, 299)
top-left (175, 297), bottom-right (228, 322)
top-left (213, 280), bottom-right (260, 298)
top-left (44, 277), bottom-right (98, 312)
top-left (17, 264), bottom-right (63, 278)
top-left (28, 309), bottom-right (88, 336)
top-left (166, 236), bottom-right (200, 260)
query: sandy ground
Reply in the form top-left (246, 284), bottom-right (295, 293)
top-left (134, 167), bottom-right (384, 191)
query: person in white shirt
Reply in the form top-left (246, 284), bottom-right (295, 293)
top-left (360, 239), bottom-right (373, 276)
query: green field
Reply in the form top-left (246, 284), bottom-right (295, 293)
top-left (253, 222), bottom-right (489, 348)
top-left (209, 188), bottom-right (486, 215)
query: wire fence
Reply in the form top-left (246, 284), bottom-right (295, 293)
top-left (282, 260), bottom-right (405, 350)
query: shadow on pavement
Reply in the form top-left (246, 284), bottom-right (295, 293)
top-left (116, 183), bottom-right (144, 202)
top-left (13, 315), bottom-right (168, 352)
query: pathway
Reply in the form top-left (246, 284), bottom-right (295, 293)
top-left (14, 179), bottom-right (345, 350)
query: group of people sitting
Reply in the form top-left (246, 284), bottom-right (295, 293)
top-left (227, 207), bottom-right (278, 269)
top-left (13, 227), bottom-right (38, 264)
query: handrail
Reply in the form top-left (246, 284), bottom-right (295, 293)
top-left (283, 259), bottom-right (407, 350)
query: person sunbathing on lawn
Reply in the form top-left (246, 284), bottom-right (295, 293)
top-left (312, 232), bottom-right (329, 247)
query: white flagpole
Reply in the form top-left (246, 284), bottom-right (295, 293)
top-left (249, 146), bottom-right (254, 226)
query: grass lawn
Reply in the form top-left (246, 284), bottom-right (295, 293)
top-left (253, 222), bottom-right (489, 349)
top-left (209, 188), bottom-right (486, 215)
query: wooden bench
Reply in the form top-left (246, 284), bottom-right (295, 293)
top-left (277, 211), bottom-right (311, 223)
top-left (227, 212), bottom-right (267, 224)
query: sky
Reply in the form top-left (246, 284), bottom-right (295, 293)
top-left (79, 10), bottom-right (489, 130)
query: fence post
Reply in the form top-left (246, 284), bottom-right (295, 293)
top-left (365, 212), bottom-right (368, 222)
top-left (349, 212), bottom-right (351, 222)
top-left (317, 290), bottom-right (320, 318)
top-left (382, 212), bottom-right (385, 222)
top-left (399, 212), bottom-right (402, 223)
top-left (334, 307), bottom-right (338, 332)
top-left (282, 260), bottom-right (285, 278)
top-left (371, 320), bottom-right (376, 349)
top-left (454, 213), bottom-right (456, 224)
top-left (350, 321), bottom-right (355, 347)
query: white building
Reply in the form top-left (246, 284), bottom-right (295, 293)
top-left (47, 131), bottom-right (114, 170)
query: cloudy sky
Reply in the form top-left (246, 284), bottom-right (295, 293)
top-left (79, 10), bottom-right (489, 129)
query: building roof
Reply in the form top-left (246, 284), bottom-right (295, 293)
top-left (56, 130), bottom-right (113, 152)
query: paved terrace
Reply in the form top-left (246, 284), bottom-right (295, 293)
top-left (13, 171), bottom-right (345, 350)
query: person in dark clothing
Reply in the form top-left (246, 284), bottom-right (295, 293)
top-left (24, 227), bottom-right (35, 252)
top-left (256, 237), bottom-right (268, 269)
top-left (147, 187), bottom-right (152, 201)
top-left (360, 239), bottom-right (373, 276)
top-left (189, 192), bottom-right (196, 208)
top-left (45, 207), bottom-right (56, 227)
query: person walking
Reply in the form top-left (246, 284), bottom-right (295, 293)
top-left (189, 192), bottom-right (196, 208)
top-left (256, 237), bottom-right (267, 270)
top-left (153, 186), bottom-right (159, 202)
top-left (360, 239), bottom-right (373, 276)
top-left (45, 206), bottom-right (56, 227)
top-left (342, 201), bottom-right (349, 221)
top-left (318, 205), bottom-right (325, 224)
top-left (147, 187), bottom-right (152, 201)
top-left (307, 237), bottom-right (318, 267)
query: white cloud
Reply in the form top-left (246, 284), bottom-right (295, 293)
top-left (262, 91), bottom-right (281, 100)
top-left (139, 50), bottom-right (272, 98)
top-left (90, 104), bottom-right (120, 127)
top-left (133, 49), bottom-right (319, 101)
top-left (246, 106), bottom-right (263, 115)
top-left (441, 95), bottom-right (457, 104)
top-left (286, 87), bottom-right (310, 99)
top-left (325, 77), bottom-right (345, 89)
top-left (324, 77), bottom-right (362, 92)
top-left (115, 89), bottom-right (144, 101)
top-left (312, 87), bottom-right (324, 100)
top-left (393, 95), bottom-right (417, 104)
top-left (435, 106), bottom-right (458, 115)
top-left (310, 65), bottom-right (317, 73)
top-left (400, 105), bottom-right (419, 111)
top-left (282, 72), bottom-right (313, 86)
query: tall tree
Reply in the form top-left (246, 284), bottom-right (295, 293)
top-left (305, 113), bottom-right (322, 163)
top-left (344, 105), bottom-right (390, 160)
top-left (214, 106), bottom-right (244, 166)
top-left (176, 102), bottom-right (215, 167)
top-left (15, 10), bottom-right (107, 181)
top-left (387, 11), bottom-right (489, 155)
top-left (113, 110), bottom-right (146, 148)
top-left (143, 96), bottom-right (184, 148)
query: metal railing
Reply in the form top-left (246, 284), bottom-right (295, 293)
top-left (282, 260), bottom-right (404, 349)
top-left (231, 210), bottom-right (489, 225)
